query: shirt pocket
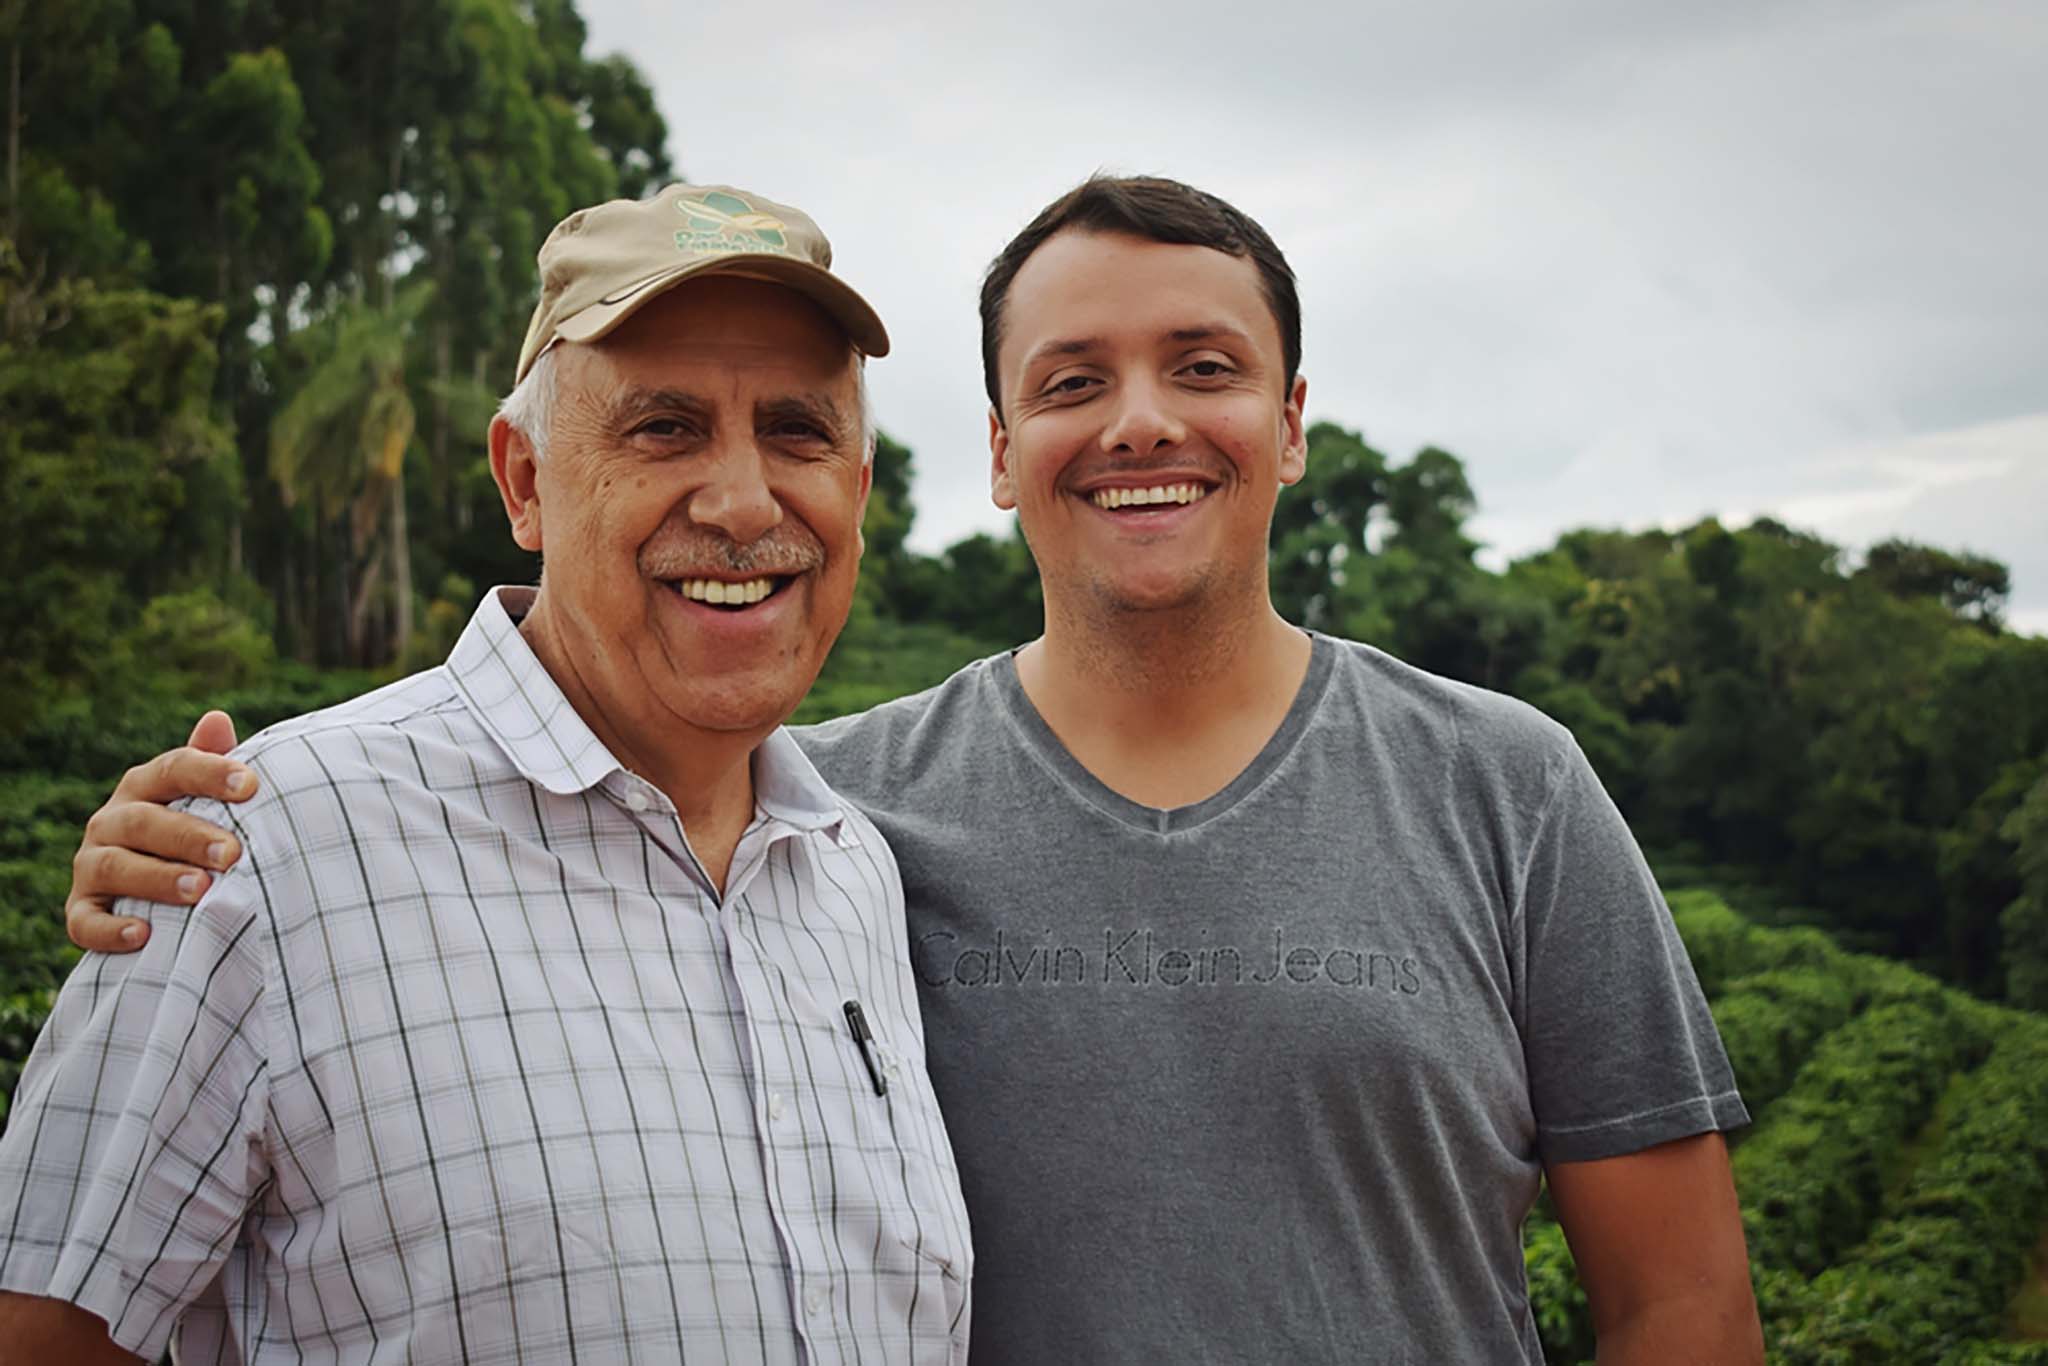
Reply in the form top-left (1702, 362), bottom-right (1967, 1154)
top-left (864, 1037), bottom-right (972, 1355)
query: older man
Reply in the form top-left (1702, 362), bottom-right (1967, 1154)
top-left (61, 176), bottom-right (1759, 1363)
top-left (0, 184), bottom-right (969, 1364)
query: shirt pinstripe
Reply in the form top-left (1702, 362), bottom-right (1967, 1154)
top-left (0, 586), bottom-right (972, 1365)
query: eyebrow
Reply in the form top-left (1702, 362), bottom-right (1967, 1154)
top-left (599, 386), bottom-right (851, 439)
top-left (1021, 337), bottom-right (1103, 371)
top-left (1167, 324), bottom-right (1255, 347)
top-left (1021, 323), bottom-right (1257, 372)
top-left (757, 392), bottom-right (852, 439)
top-left (601, 385), bottom-right (708, 429)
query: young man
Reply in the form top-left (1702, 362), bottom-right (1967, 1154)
top-left (1, 184), bottom-right (970, 1364)
top-left (56, 177), bottom-right (1761, 1363)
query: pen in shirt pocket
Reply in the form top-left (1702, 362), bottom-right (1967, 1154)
top-left (843, 999), bottom-right (888, 1097)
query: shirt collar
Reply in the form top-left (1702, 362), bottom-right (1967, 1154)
top-left (751, 727), bottom-right (847, 834)
top-left (446, 587), bottom-right (849, 839)
top-left (445, 586), bottom-right (623, 795)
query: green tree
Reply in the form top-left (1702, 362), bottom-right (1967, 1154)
top-left (5, 0), bottom-right (675, 671)
top-left (0, 240), bottom-right (236, 741)
top-left (1786, 583), bottom-right (1958, 956)
top-left (1269, 420), bottom-right (1387, 630)
top-left (898, 527), bottom-right (1043, 648)
top-left (1940, 756), bottom-right (2047, 995)
top-left (1860, 537), bottom-right (2010, 630)
top-left (2001, 771), bottom-right (2048, 1009)
top-left (269, 285), bottom-right (432, 665)
top-left (856, 432), bottom-right (919, 605)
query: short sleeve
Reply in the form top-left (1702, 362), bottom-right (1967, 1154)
top-left (1516, 742), bottom-right (1749, 1163)
top-left (0, 830), bottom-right (271, 1360)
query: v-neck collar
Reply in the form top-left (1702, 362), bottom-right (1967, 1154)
top-left (989, 632), bottom-right (1335, 835)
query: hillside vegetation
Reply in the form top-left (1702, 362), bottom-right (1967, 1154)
top-left (1527, 889), bottom-right (2048, 1363)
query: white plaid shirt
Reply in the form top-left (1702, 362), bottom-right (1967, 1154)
top-left (0, 586), bottom-right (971, 1365)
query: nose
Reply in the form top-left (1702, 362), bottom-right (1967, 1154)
top-left (688, 438), bottom-right (784, 544)
top-left (1097, 375), bottom-right (1187, 456)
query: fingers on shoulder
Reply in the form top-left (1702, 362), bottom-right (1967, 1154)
top-left (77, 841), bottom-right (221, 908)
top-left (121, 746), bottom-right (258, 805)
top-left (83, 799), bottom-right (240, 873)
top-left (67, 897), bottom-right (150, 953)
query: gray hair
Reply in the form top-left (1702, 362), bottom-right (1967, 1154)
top-left (497, 345), bottom-right (876, 464)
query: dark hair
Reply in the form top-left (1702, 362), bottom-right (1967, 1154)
top-left (978, 174), bottom-right (1302, 418)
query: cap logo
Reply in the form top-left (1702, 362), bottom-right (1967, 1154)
top-left (675, 191), bottom-right (791, 257)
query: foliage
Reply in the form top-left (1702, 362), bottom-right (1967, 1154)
top-left (1256, 423), bottom-right (2048, 998)
top-left (269, 284), bottom-right (435, 662)
top-left (0, 241), bottom-right (238, 736)
top-left (1734, 997), bottom-right (1989, 1278)
top-left (1523, 1219), bottom-right (1592, 1366)
top-left (1526, 894), bottom-right (2023, 1362)
top-left (2002, 773), bottom-right (2048, 1009)
top-left (1523, 892), bottom-right (2047, 1362)
top-left (0, 992), bottom-right (58, 1130)
top-left (1860, 538), bottom-right (2011, 629)
top-left (1667, 891), bottom-right (1841, 997)
top-left (1269, 420), bottom-right (1388, 630)
top-left (1710, 968), bottom-right (1860, 1114)
top-left (797, 617), bottom-right (1005, 725)
top-left (1943, 1346), bottom-right (2048, 1365)
top-left (3, 0), bottom-right (673, 673)
top-left (120, 589), bottom-right (279, 690)
top-left (1772, 1021), bottom-right (2048, 1362)
top-left (889, 526), bottom-right (1044, 650)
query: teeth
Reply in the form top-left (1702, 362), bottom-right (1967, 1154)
top-left (1090, 483), bottom-right (1209, 510)
top-left (675, 577), bottom-right (777, 605)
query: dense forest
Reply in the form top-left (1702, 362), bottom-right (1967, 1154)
top-left (3, 1), bottom-right (2046, 1359)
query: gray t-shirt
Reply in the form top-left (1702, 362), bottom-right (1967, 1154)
top-left (795, 633), bottom-right (1746, 1365)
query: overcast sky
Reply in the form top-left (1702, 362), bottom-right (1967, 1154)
top-left (580, 0), bottom-right (2047, 633)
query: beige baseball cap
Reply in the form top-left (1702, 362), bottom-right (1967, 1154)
top-left (515, 182), bottom-right (889, 383)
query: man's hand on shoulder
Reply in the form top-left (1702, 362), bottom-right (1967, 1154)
top-left (66, 710), bottom-right (255, 954)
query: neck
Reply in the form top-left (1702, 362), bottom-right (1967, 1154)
top-left (1016, 588), bottom-right (1312, 808)
top-left (518, 592), bottom-right (765, 888)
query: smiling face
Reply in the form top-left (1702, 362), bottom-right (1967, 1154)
top-left (989, 229), bottom-right (1307, 626)
top-left (496, 276), bottom-right (870, 742)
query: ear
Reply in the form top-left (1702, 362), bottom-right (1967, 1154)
top-left (989, 406), bottom-right (1018, 511)
top-left (489, 415), bottom-right (545, 552)
top-left (1278, 373), bottom-right (1309, 487)
top-left (854, 449), bottom-right (874, 557)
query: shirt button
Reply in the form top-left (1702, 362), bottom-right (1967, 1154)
top-left (804, 1286), bottom-right (825, 1316)
top-left (768, 1093), bottom-right (786, 1123)
top-left (624, 788), bottom-right (650, 812)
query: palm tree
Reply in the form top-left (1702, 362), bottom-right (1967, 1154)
top-left (269, 282), bottom-right (432, 665)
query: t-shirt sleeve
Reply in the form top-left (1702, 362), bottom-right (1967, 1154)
top-left (0, 829), bottom-right (271, 1360)
top-left (1516, 740), bottom-right (1748, 1164)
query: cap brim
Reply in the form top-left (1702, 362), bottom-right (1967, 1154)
top-left (552, 255), bottom-right (890, 360)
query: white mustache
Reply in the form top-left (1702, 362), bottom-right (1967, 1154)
top-left (642, 533), bottom-right (821, 579)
